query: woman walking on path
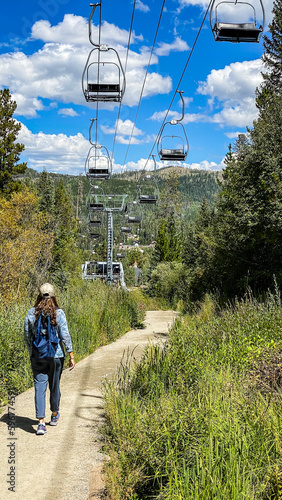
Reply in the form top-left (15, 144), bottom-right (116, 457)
top-left (24, 283), bottom-right (75, 435)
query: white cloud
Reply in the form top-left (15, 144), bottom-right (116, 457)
top-left (58, 108), bottom-right (79, 117)
top-left (122, 157), bottom-right (225, 171)
top-left (31, 15), bottom-right (143, 46)
top-left (0, 14), bottom-right (175, 116)
top-left (149, 109), bottom-right (206, 123)
top-left (18, 123), bottom-right (88, 174)
top-left (12, 93), bottom-right (44, 117)
top-left (198, 59), bottom-right (263, 101)
top-left (182, 159), bottom-right (225, 170)
top-left (155, 37), bottom-right (189, 56)
top-left (101, 119), bottom-right (143, 137)
top-left (212, 98), bottom-right (258, 127)
top-left (197, 59), bottom-right (264, 127)
top-left (225, 131), bottom-right (242, 139)
top-left (136, 0), bottom-right (150, 13)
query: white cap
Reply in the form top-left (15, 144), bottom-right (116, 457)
top-left (39, 283), bottom-right (55, 298)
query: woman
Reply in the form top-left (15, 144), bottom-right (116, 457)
top-left (24, 283), bottom-right (75, 435)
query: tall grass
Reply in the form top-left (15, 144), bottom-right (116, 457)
top-left (0, 280), bottom-right (146, 407)
top-left (103, 293), bottom-right (282, 499)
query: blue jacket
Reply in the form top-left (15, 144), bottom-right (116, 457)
top-left (24, 307), bottom-right (73, 358)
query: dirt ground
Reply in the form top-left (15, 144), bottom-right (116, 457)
top-left (0, 310), bottom-right (176, 500)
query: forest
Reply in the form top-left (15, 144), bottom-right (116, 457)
top-left (0, 0), bottom-right (282, 497)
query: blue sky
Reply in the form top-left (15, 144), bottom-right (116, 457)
top-left (0, 0), bottom-right (274, 174)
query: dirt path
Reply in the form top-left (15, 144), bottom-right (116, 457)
top-left (0, 310), bottom-right (176, 500)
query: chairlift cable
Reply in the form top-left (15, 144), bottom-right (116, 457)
top-left (122, 0), bottom-right (166, 169)
top-left (111, 0), bottom-right (137, 164)
top-left (95, 3), bottom-right (102, 145)
top-left (142, 0), bottom-right (214, 173)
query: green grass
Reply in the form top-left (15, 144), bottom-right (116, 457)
top-left (103, 292), bottom-right (282, 499)
top-left (0, 280), bottom-right (146, 407)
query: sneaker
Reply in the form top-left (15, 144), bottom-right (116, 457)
top-left (50, 412), bottom-right (60, 426)
top-left (36, 423), bottom-right (47, 435)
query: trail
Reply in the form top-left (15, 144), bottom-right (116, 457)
top-left (0, 310), bottom-right (176, 500)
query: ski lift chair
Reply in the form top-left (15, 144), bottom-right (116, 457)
top-left (88, 202), bottom-right (104, 211)
top-left (85, 145), bottom-right (111, 180)
top-left (210, 0), bottom-right (265, 42)
top-left (116, 253), bottom-right (126, 259)
top-left (82, 4), bottom-right (126, 102)
top-left (127, 216), bottom-right (142, 224)
top-left (87, 185), bottom-right (105, 212)
top-left (158, 90), bottom-right (189, 161)
top-left (89, 231), bottom-right (101, 239)
top-left (158, 134), bottom-right (188, 161)
top-left (139, 195), bottom-right (158, 204)
top-left (138, 158), bottom-right (158, 205)
top-left (89, 219), bottom-right (102, 227)
top-left (121, 226), bottom-right (132, 233)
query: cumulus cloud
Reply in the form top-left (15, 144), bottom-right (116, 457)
top-left (155, 37), bottom-right (189, 56)
top-left (149, 109), bottom-right (206, 124)
top-left (58, 108), bottom-right (79, 117)
top-left (136, 0), bottom-right (150, 13)
top-left (0, 14), bottom-right (177, 116)
top-left (182, 159), bottom-right (225, 170)
top-left (12, 93), bottom-right (44, 117)
top-left (211, 98), bottom-right (258, 127)
top-left (101, 119), bottom-right (143, 137)
top-left (18, 123), bottom-right (89, 174)
top-left (31, 15), bottom-right (143, 46)
top-left (123, 157), bottom-right (225, 171)
top-left (198, 59), bottom-right (263, 101)
top-left (225, 131), bottom-right (241, 139)
top-left (197, 59), bottom-right (264, 127)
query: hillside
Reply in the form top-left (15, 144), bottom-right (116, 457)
top-left (24, 165), bottom-right (221, 210)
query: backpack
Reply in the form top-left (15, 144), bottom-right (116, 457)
top-left (32, 314), bottom-right (60, 359)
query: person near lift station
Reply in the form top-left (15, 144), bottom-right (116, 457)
top-left (24, 283), bottom-right (75, 435)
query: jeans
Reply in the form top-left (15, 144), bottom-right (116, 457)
top-left (31, 356), bottom-right (64, 419)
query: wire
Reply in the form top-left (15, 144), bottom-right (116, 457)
top-left (122, 0), bottom-right (167, 169)
top-left (95, 3), bottom-right (102, 146)
top-left (142, 0), bottom-right (214, 173)
top-left (111, 0), bottom-right (137, 164)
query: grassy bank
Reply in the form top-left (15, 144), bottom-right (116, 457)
top-left (103, 293), bottom-right (282, 499)
top-left (0, 281), bottom-right (146, 406)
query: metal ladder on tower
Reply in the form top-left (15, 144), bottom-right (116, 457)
top-left (106, 210), bottom-right (113, 284)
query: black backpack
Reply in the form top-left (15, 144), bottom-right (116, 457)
top-left (32, 314), bottom-right (59, 358)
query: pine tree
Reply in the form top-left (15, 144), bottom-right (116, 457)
top-left (38, 169), bottom-right (55, 214)
top-left (153, 171), bottom-right (182, 263)
top-left (51, 180), bottom-right (78, 286)
top-left (0, 89), bottom-right (27, 195)
top-left (261, 0), bottom-right (282, 95)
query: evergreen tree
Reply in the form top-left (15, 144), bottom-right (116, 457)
top-left (0, 89), bottom-right (27, 195)
top-left (51, 180), bottom-right (78, 286)
top-left (38, 169), bottom-right (55, 214)
top-left (153, 171), bottom-right (182, 264)
top-left (261, 0), bottom-right (282, 95)
top-left (197, 1), bottom-right (282, 298)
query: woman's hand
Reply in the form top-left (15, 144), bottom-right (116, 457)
top-left (69, 355), bottom-right (75, 371)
